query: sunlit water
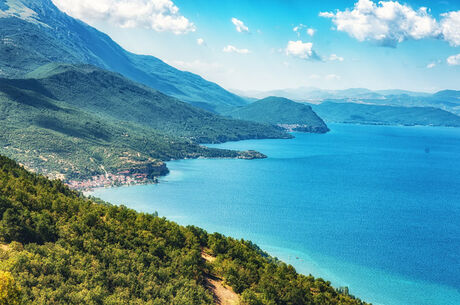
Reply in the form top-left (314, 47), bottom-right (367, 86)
top-left (92, 124), bottom-right (460, 305)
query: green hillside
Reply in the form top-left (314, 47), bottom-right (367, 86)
top-left (21, 63), bottom-right (289, 144)
top-left (227, 96), bottom-right (329, 133)
top-left (312, 102), bottom-right (460, 127)
top-left (0, 155), bottom-right (368, 305)
top-left (0, 0), bottom-right (247, 113)
top-left (0, 75), bottom-right (270, 184)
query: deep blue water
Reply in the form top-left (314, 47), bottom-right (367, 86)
top-left (92, 124), bottom-right (460, 305)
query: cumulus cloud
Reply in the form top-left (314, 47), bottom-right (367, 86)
top-left (440, 11), bottom-right (460, 47)
top-left (329, 54), bottom-right (344, 62)
top-left (223, 45), bottom-right (250, 54)
top-left (426, 62), bottom-right (436, 69)
top-left (307, 28), bottom-right (316, 36)
top-left (447, 54), bottom-right (460, 66)
top-left (52, 0), bottom-right (195, 34)
top-left (231, 17), bottom-right (249, 33)
top-left (197, 38), bottom-right (205, 46)
top-left (285, 40), bottom-right (320, 60)
top-left (319, 0), bottom-right (460, 47)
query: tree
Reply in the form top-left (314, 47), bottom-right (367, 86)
top-left (0, 271), bottom-right (22, 305)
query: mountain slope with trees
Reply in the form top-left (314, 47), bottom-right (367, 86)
top-left (227, 96), bottom-right (329, 133)
top-left (0, 72), bottom-right (277, 184)
top-left (0, 155), bottom-right (369, 305)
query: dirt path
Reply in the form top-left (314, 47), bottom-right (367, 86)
top-left (202, 251), bottom-right (240, 305)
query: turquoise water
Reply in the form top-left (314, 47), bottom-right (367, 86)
top-left (92, 124), bottom-right (460, 305)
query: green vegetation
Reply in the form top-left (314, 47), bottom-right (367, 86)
top-left (0, 73), bottom-right (274, 182)
top-left (226, 97), bottom-right (329, 133)
top-left (0, 155), bottom-right (368, 305)
top-left (0, 271), bottom-right (22, 305)
top-left (311, 102), bottom-right (460, 127)
top-left (22, 63), bottom-right (289, 144)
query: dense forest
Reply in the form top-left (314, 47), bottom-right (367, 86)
top-left (0, 155), bottom-right (369, 305)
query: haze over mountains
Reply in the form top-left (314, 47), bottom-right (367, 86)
top-left (235, 87), bottom-right (460, 124)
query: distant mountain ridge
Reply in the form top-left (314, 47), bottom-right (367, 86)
top-left (0, 0), bottom-right (246, 113)
top-left (226, 96), bottom-right (329, 133)
top-left (234, 87), bottom-right (432, 101)
top-left (312, 102), bottom-right (460, 127)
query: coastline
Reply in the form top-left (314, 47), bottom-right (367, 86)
top-left (90, 124), bottom-right (460, 305)
top-left (69, 149), bottom-right (268, 191)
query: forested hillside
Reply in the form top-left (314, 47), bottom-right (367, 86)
top-left (227, 97), bottom-right (329, 133)
top-left (0, 64), bottom-right (288, 184)
top-left (0, 155), bottom-right (368, 305)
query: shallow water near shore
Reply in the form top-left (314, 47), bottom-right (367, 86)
top-left (92, 123), bottom-right (460, 305)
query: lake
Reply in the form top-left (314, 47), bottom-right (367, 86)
top-left (91, 124), bottom-right (460, 305)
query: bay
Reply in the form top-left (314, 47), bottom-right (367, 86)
top-left (92, 124), bottom-right (460, 305)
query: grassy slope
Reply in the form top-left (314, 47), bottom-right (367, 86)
top-left (312, 102), bottom-right (460, 127)
top-left (0, 155), bottom-right (368, 305)
top-left (0, 78), bottom-right (266, 181)
top-left (226, 96), bottom-right (329, 133)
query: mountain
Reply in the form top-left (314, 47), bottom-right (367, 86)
top-left (22, 63), bottom-right (289, 143)
top-left (0, 64), bottom-right (289, 184)
top-left (312, 102), bottom-right (460, 127)
top-left (0, 154), bottom-right (368, 304)
top-left (234, 87), bottom-right (432, 101)
top-left (226, 96), bottom-right (329, 133)
top-left (0, 0), bottom-right (246, 113)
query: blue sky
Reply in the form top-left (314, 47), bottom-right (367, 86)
top-left (53, 0), bottom-right (460, 92)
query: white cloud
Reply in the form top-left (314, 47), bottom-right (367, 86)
top-left (329, 54), bottom-right (344, 62)
top-left (285, 40), bottom-right (320, 60)
top-left (426, 62), bottom-right (436, 69)
top-left (231, 17), bottom-right (249, 33)
top-left (293, 24), bottom-right (315, 37)
top-left (447, 54), bottom-right (460, 66)
top-left (319, 12), bottom-right (335, 18)
top-left (223, 45), bottom-right (250, 54)
top-left (52, 0), bottom-right (195, 34)
top-left (320, 0), bottom-right (440, 46)
top-left (440, 11), bottom-right (460, 47)
top-left (197, 38), bottom-right (205, 46)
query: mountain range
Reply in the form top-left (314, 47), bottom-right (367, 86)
top-left (0, 0), bottom-right (297, 184)
top-left (0, 63), bottom-right (287, 183)
top-left (312, 102), bottom-right (460, 127)
top-left (0, 0), bottom-right (246, 113)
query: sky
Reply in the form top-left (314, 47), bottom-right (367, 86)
top-left (52, 0), bottom-right (460, 92)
